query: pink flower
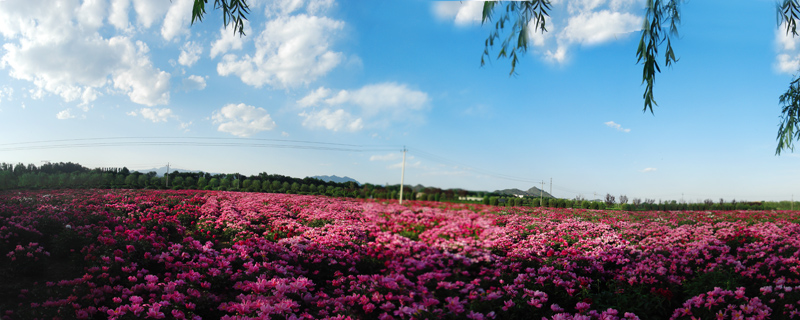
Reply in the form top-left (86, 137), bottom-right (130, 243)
top-left (146, 305), bottom-right (165, 319)
top-left (171, 309), bottom-right (185, 320)
top-left (502, 299), bottom-right (515, 311)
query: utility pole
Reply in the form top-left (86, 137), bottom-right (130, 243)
top-left (166, 162), bottom-right (170, 188)
top-left (399, 147), bottom-right (407, 204)
top-left (550, 178), bottom-right (552, 197)
top-left (540, 180), bottom-right (545, 204)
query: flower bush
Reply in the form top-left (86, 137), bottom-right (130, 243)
top-left (1, 189), bottom-right (800, 319)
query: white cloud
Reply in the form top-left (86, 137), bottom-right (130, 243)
top-left (604, 120), bottom-right (630, 132)
top-left (0, 1), bottom-right (170, 106)
top-left (776, 25), bottom-right (800, 74)
top-left (640, 167), bottom-right (657, 173)
top-left (306, 0), bottom-right (335, 15)
top-left (296, 86), bottom-right (331, 107)
top-left (325, 82), bottom-right (429, 114)
top-left (432, 1), bottom-right (484, 26)
top-left (265, 0), bottom-right (335, 17)
top-left (217, 14), bottom-right (344, 88)
top-left (110, 40), bottom-right (171, 106)
top-left (109, 0), bottom-right (132, 31)
top-left (777, 53), bottom-right (800, 73)
top-left (161, 0), bottom-right (193, 41)
top-left (56, 109), bottom-right (75, 120)
top-left (178, 41), bottom-right (202, 67)
top-left (561, 10), bottom-right (640, 46)
top-left (442, 0), bottom-right (644, 64)
top-left (182, 75), bottom-right (207, 91)
top-left (132, 0), bottom-right (170, 29)
top-left (281, 131), bottom-right (290, 137)
top-left (213, 103), bottom-right (277, 137)
top-left (299, 108), bottom-right (363, 132)
top-left (296, 82), bottom-right (430, 131)
top-left (138, 107), bottom-right (174, 122)
top-left (209, 22), bottom-right (252, 59)
top-left (77, 0), bottom-right (108, 30)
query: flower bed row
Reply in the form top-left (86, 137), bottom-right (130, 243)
top-left (1, 189), bottom-right (799, 319)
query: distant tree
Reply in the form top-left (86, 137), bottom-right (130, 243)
top-left (632, 198), bottom-right (642, 206)
top-left (221, 177), bottom-right (233, 189)
top-left (605, 194), bottom-right (615, 206)
top-left (138, 175), bottom-right (149, 188)
top-left (172, 176), bottom-right (184, 189)
top-left (197, 177), bottom-right (208, 189)
top-left (645, 198), bottom-right (656, 205)
top-left (209, 178), bottom-right (220, 189)
top-left (250, 180), bottom-right (261, 192)
top-left (184, 177), bottom-right (196, 189)
top-left (619, 195), bottom-right (628, 205)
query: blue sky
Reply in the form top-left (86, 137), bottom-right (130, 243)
top-left (0, 0), bottom-right (798, 201)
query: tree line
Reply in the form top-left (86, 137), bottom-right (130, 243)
top-left (0, 162), bottom-right (480, 201)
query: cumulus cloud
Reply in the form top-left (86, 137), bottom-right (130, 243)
top-left (299, 109), bottom-right (363, 132)
top-left (212, 103), bottom-right (277, 137)
top-left (325, 83), bottom-right (429, 114)
top-left (131, 0), bottom-right (170, 29)
top-left (56, 109), bottom-right (76, 120)
top-left (604, 120), bottom-right (630, 132)
top-left (0, 0), bottom-right (172, 106)
top-left (432, 1), bottom-right (483, 26)
top-left (561, 10), bottom-right (640, 46)
top-left (434, 0), bottom-right (644, 64)
top-left (297, 86), bottom-right (332, 107)
top-left (108, 0), bottom-right (132, 31)
top-left (296, 82), bottom-right (430, 131)
top-left (640, 167), bottom-right (657, 173)
top-left (178, 41), bottom-right (202, 67)
top-left (217, 13), bottom-right (344, 88)
top-left (215, 0), bottom-right (346, 88)
top-left (182, 75), bottom-right (207, 91)
top-left (138, 108), bottom-right (174, 122)
top-left (776, 25), bottom-right (800, 74)
top-left (161, 0), bottom-right (193, 41)
top-left (209, 22), bottom-right (252, 59)
top-left (265, 0), bottom-right (335, 17)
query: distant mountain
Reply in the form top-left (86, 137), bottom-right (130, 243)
top-left (495, 186), bottom-right (554, 198)
top-left (311, 175), bottom-right (360, 185)
top-left (134, 166), bottom-right (219, 177)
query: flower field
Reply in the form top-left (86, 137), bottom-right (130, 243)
top-left (2, 190), bottom-right (800, 320)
